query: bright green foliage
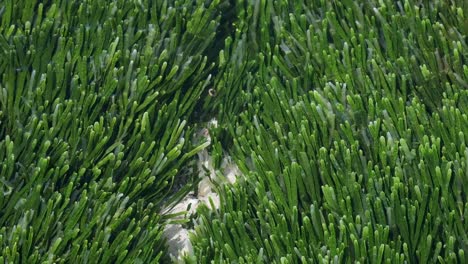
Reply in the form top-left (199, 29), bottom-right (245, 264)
top-left (191, 0), bottom-right (468, 263)
top-left (1, 0), bottom-right (467, 263)
top-left (0, 0), bottom-right (221, 262)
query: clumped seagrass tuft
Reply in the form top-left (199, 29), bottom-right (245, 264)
top-left (190, 0), bottom-right (468, 263)
top-left (0, 0), bottom-right (223, 262)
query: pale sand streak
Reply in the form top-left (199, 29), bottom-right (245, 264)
top-left (163, 119), bottom-right (241, 262)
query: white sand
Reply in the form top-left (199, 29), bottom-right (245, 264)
top-left (162, 119), bottom-right (241, 262)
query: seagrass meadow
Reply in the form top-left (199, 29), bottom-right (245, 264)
top-left (0, 0), bottom-right (467, 263)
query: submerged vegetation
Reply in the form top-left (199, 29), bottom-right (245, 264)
top-left (0, 0), bottom-right (467, 263)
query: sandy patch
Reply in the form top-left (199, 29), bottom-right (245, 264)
top-left (162, 119), bottom-right (241, 262)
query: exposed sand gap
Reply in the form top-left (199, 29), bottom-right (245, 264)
top-left (163, 119), bottom-right (241, 262)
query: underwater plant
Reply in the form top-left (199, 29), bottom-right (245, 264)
top-left (0, 0), bottom-right (467, 263)
top-left (190, 0), bottom-right (468, 263)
